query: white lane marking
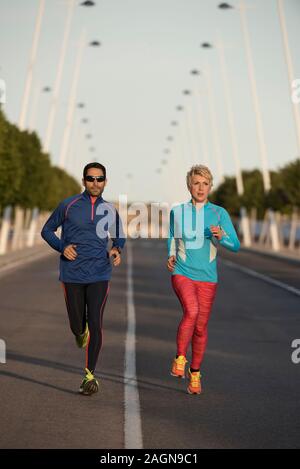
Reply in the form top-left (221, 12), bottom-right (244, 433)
top-left (124, 242), bottom-right (143, 449)
top-left (222, 259), bottom-right (300, 297)
top-left (0, 250), bottom-right (52, 278)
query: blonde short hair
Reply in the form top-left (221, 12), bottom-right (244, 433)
top-left (186, 165), bottom-right (213, 189)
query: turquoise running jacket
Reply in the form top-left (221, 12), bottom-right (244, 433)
top-left (167, 200), bottom-right (240, 282)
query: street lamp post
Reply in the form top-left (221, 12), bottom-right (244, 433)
top-left (200, 53), bottom-right (225, 185)
top-left (182, 90), bottom-right (198, 164)
top-left (59, 33), bottom-right (100, 169)
top-left (277, 0), bottom-right (300, 154)
top-left (168, 121), bottom-right (181, 187)
top-left (201, 39), bottom-right (251, 247)
top-left (190, 70), bottom-right (210, 167)
top-left (218, 1), bottom-right (271, 192)
top-left (175, 104), bottom-right (190, 171)
top-left (80, 1), bottom-right (96, 5)
top-left (19, 0), bottom-right (45, 130)
top-left (170, 111), bottom-right (190, 202)
top-left (214, 37), bottom-right (244, 195)
top-left (59, 28), bottom-right (87, 169)
top-left (67, 103), bottom-right (88, 180)
top-left (218, 2), bottom-right (280, 250)
top-left (44, 0), bottom-right (76, 153)
top-left (28, 83), bottom-right (51, 133)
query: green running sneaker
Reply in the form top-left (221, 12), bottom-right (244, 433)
top-left (75, 323), bottom-right (89, 348)
top-left (79, 368), bottom-right (99, 396)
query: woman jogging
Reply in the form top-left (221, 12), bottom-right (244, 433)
top-left (167, 165), bottom-right (240, 395)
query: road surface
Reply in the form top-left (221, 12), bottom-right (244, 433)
top-left (0, 240), bottom-right (299, 449)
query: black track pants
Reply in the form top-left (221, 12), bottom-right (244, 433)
top-left (62, 281), bottom-right (109, 372)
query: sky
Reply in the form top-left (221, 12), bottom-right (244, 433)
top-left (0, 0), bottom-right (300, 204)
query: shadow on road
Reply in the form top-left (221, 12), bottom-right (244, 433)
top-left (3, 351), bottom-right (187, 395)
top-left (0, 370), bottom-right (78, 396)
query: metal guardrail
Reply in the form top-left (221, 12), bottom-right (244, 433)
top-left (0, 206), bottom-right (50, 255)
top-left (0, 206), bottom-right (299, 257)
top-left (234, 208), bottom-right (300, 255)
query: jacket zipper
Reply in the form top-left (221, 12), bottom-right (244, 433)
top-left (90, 197), bottom-right (96, 221)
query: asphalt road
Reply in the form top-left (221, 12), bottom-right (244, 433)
top-left (0, 240), bottom-right (299, 449)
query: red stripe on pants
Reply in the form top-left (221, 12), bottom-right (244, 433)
top-left (171, 274), bottom-right (217, 370)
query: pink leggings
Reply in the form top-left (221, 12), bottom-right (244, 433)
top-left (172, 274), bottom-right (217, 370)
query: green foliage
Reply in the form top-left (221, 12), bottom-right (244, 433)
top-left (209, 176), bottom-right (241, 217)
top-left (210, 162), bottom-right (300, 218)
top-left (267, 159), bottom-right (300, 213)
top-left (0, 108), bottom-right (81, 211)
top-left (43, 166), bottom-right (81, 211)
top-left (0, 113), bottom-right (23, 207)
top-left (1, 107), bottom-right (299, 216)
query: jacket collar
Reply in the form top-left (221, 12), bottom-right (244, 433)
top-left (188, 198), bottom-right (209, 208)
top-left (82, 189), bottom-right (104, 202)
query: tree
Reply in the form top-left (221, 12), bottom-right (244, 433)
top-left (210, 176), bottom-right (241, 217)
top-left (0, 112), bottom-right (23, 208)
top-left (0, 108), bottom-right (81, 212)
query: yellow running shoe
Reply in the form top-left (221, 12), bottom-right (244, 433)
top-left (75, 323), bottom-right (89, 348)
top-left (187, 368), bottom-right (202, 395)
top-left (170, 355), bottom-right (187, 378)
top-left (79, 368), bottom-right (99, 396)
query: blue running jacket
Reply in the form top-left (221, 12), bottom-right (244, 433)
top-left (41, 190), bottom-right (126, 283)
top-left (167, 200), bottom-right (240, 282)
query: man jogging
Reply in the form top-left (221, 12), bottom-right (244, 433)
top-left (41, 162), bottom-right (125, 396)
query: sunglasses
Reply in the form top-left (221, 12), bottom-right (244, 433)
top-left (85, 175), bottom-right (105, 183)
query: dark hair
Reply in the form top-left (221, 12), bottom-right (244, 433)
top-left (83, 162), bottom-right (106, 179)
